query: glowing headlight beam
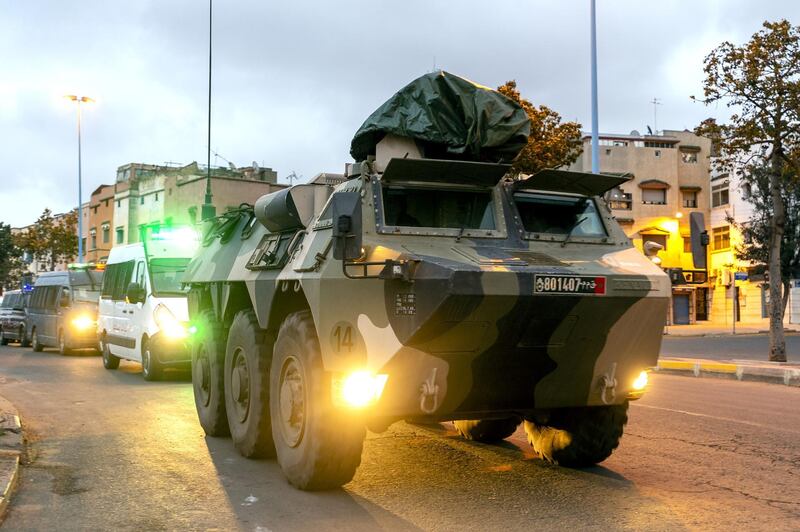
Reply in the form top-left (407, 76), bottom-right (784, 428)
top-left (71, 315), bottom-right (95, 330)
top-left (632, 370), bottom-right (649, 391)
top-left (153, 304), bottom-right (187, 339)
top-left (338, 371), bottom-right (388, 408)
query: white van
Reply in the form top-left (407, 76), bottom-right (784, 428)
top-left (98, 228), bottom-right (198, 380)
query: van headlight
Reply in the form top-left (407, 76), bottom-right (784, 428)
top-left (154, 304), bottom-right (187, 339)
top-left (71, 314), bottom-right (95, 331)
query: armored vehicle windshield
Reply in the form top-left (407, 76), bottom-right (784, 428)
top-left (382, 185), bottom-right (495, 230)
top-left (514, 192), bottom-right (607, 238)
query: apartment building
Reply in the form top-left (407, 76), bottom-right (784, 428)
top-left (569, 129), bottom-right (712, 325)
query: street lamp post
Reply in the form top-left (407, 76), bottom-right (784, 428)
top-left (65, 95), bottom-right (94, 263)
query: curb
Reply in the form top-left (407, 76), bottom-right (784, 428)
top-left (0, 398), bottom-right (22, 522)
top-left (656, 357), bottom-right (800, 387)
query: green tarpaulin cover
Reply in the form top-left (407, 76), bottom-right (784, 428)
top-left (350, 71), bottom-right (531, 163)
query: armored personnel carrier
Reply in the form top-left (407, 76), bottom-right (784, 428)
top-left (184, 72), bottom-right (670, 490)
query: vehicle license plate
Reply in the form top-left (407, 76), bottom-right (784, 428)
top-left (533, 275), bottom-right (606, 295)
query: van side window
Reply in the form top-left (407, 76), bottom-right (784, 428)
top-left (134, 261), bottom-right (146, 291)
top-left (101, 264), bottom-right (117, 299)
top-left (30, 287), bottom-right (44, 309)
top-left (112, 261), bottom-right (135, 300)
top-left (44, 286), bottom-right (60, 310)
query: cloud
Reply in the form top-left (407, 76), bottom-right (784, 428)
top-left (1, 0), bottom-right (798, 226)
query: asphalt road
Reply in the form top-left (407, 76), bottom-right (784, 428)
top-left (0, 344), bottom-right (798, 531)
top-left (661, 333), bottom-right (800, 362)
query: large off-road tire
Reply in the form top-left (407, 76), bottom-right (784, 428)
top-left (20, 326), bottom-right (30, 348)
top-left (224, 310), bottom-right (275, 458)
top-left (58, 329), bottom-right (72, 356)
top-left (31, 329), bottom-right (43, 352)
top-left (453, 417), bottom-right (521, 443)
top-left (270, 310), bottom-right (365, 490)
top-left (0, 330), bottom-right (8, 346)
top-left (191, 310), bottom-right (229, 437)
top-left (524, 403), bottom-right (629, 467)
top-left (141, 337), bottom-right (161, 381)
top-left (101, 337), bottom-right (120, 370)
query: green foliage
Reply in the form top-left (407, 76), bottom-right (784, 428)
top-left (13, 209), bottom-right (79, 272)
top-left (730, 166), bottom-right (800, 280)
top-left (694, 20), bottom-right (800, 173)
top-left (497, 81), bottom-right (583, 176)
top-left (0, 222), bottom-right (20, 291)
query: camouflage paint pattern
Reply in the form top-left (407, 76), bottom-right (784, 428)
top-left (184, 160), bottom-right (669, 422)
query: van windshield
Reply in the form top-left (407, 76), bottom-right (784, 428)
top-left (150, 258), bottom-right (191, 296)
top-left (70, 270), bottom-right (105, 303)
top-left (382, 186), bottom-right (495, 230)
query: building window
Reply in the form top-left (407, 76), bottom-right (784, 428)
top-left (644, 141), bottom-right (675, 148)
top-left (642, 234), bottom-right (667, 251)
top-left (90, 229), bottom-right (97, 250)
top-left (642, 188), bottom-right (667, 205)
top-left (81, 237), bottom-right (86, 251)
top-left (605, 149), bottom-right (612, 155)
top-left (104, 199), bottom-right (109, 207)
top-left (102, 225), bottom-right (110, 244)
top-left (155, 192), bottom-right (159, 201)
top-left (683, 237), bottom-right (692, 253)
top-left (712, 182), bottom-right (729, 207)
top-left (681, 152), bottom-right (698, 164)
top-left (607, 186), bottom-right (632, 210)
top-left (712, 226), bottom-right (731, 251)
top-left (140, 196), bottom-right (145, 205)
top-left (117, 200), bottom-right (121, 208)
top-left (682, 190), bottom-right (698, 208)
top-left (116, 227), bottom-right (124, 244)
top-left (169, 188), bottom-right (173, 196)
top-left (599, 139), bottom-right (628, 147)
top-left (654, 150), bottom-right (661, 157)
top-left (742, 183), bottom-right (752, 199)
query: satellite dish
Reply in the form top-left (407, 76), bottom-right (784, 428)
top-left (630, 130), bottom-right (641, 136)
top-left (646, 125), bottom-right (653, 135)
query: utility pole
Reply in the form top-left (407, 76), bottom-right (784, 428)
top-left (201, 0), bottom-right (216, 221)
top-left (65, 95), bottom-right (94, 263)
top-left (651, 97), bottom-right (662, 135)
top-left (590, 0), bottom-right (599, 174)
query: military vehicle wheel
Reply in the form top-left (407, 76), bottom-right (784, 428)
top-left (141, 339), bottom-right (161, 381)
top-left (224, 310), bottom-right (275, 458)
top-left (524, 403), bottom-right (628, 467)
top-left (192, 311), bottom-right (230, 437)
top-left (31, 329), bottom-right (43, 352)
top-left (0, 330), bottom-right (8, 346)
top-left (20, 326), bottom-right (30, 347)
top-left (58, 329), bottom-right (72, 356)
top-left (453, 417), bottom-right (520, 443)
top-left (270, 310), bottom-right (365, 490)
top-left (101, 338), bottom-right (120, 369)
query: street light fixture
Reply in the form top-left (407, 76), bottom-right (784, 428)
top-left (64, 95), bottom-right (95, 263)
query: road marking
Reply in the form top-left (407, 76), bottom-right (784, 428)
top-left (631, 403), bottom-right (800, 434)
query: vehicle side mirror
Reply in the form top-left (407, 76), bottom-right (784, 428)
top-left (331, 191), bottom-right (362, 260)
top-left (689, 212), bottom-right (708, 269)
top-left (126, 282), bottom-right (145, 304)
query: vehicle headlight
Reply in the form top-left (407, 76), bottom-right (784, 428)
top-left (333, 371), bottom-right (388, 408)
top-left (632, 370), bottom-right (649, 391)
top-left (71, 314), bottom-right (95, 331)
top-left (154, 304), bottom-right (187, 339)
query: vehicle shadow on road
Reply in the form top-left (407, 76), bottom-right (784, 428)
top-left (203, 436), bottom-right (421, 531)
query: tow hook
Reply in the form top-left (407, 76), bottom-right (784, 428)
top-left (419, 367), bottom-right (440, 414)
top-left (599, 362), bottom-right (618, 405)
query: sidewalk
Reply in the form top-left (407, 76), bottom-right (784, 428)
top-left (0, 395), bottom-right (22, 522)
top-left (657, 356), bottom-right (800, 387)
top-left (664, 321), bottom-right (800, 336)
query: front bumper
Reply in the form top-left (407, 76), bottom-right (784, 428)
top-left (149, 332), bottom-right (191, 366)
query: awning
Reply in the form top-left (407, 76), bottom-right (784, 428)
top-left (679, 145), bottom-right (702, 152)
top-left (639, 179), bottom-right (670, 189)
top-left (638, 226), bottom-right (671, 235)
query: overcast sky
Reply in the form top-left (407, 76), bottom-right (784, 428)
top-left (1, 0), bottom-right (797, 227)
